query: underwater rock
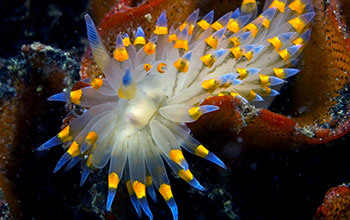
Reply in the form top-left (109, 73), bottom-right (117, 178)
top-left (315, 184), bottom-right (350, 219)
top-left (0, 187), bottom-right (13, 220)
top-left (0, 42), bottom-right (80, 218)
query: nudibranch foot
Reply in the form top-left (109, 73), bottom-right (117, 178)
top-left (38, 0), bottom-right (314, 219)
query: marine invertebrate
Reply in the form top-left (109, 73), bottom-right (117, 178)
top-left (191, 0), bottom-right (350, 149)
top-left (38, 0), bottom-right (314, 219)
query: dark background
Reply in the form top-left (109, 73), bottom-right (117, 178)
top-left (0, 0), bottom-right (88, 58)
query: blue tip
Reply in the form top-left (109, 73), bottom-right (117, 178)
top-left (189, 178), bottom-right (207, 191)
top-left (80, 166), bottom-right (91, 186)
top-left (284, 68), bottom-right (300, 78)
top-left (116, 35), bottom-right (124, 47)
top-left (214, 49), bottom-right (227, 58)
top-left (186, 9), bottom-right (199, 24)
top-left (290, 58), bottom-right (300, 66)
top-left (136, 26), bottom-right (145, 38)
top-left (231, 8), bottom-right (240, 19)
top-left (47, 92), bottom-right (68, 102)
top-left (179, 26), bottom-right (188, 39)
top-left (232, 79), bottom-right (243, 86)
top-left (241, 44), bottom-right (255, 52)
top-left (129, 195), bottom-right (142, 217)
top-left (122, 68), bottom-right (132, 86)
top-left (200, 105), bottom-right (220, 114)
top-left (206, 152), bottom-right (226, 169)
top-left (269, 76), bottom-right (285, 86)
top-left (156, 11), bottom-right (167, 27)
top-left (166, 198), bottom-right (178, 220)
top-left (238, 31), bottom-right (251, 41)
top-left (106, 189), bottom-right (116, 211)
top-left (219, 73), bottom-right (235, 83)
top-left (84, 14), bottom-right (93, 25)
top-left (147, 185), bottom-right (158, 203)
top-left (180, 159), bottom-right (189, 171)
top-left (253, 45), bottom-right (264, 54)
top-left (213, 27), bottom-right (226, 39)
top-left (287, 45), bottom-right (302, 56)
top-left (254, 93), bottom-right (264, 102)
top-left (301, 28), bottom-right (312, 41)
top-left (53, 152), bottom-right (72, 173)
top-left (139, 198), bottom-right (153, 220)
top-left (80, 143), bottom-right (89, 154)
top-left (302, 12), bottom-right (316, 25)
top-left (217, 11), bottom-right (232, 26)
top-left (247, 68), bottom-right (260, 75)
top-left (269, 89), bottom-right (280, 96)
top-left (238, 95), bottom-right (249, 103)
top-left (279, 32), bottom-right (295, 42)
top-left (64, 156), bottom-right (80, 171)
top-left (202, 10), bottom-right (214, 24)
top-left (261, 7), bottom-right (276, 20)
top-left (237, 15), bottom-right (251, 27)
top-left (84, 14), bottom-right (99, 47)
top-left (183, 51), bottom-right (192, 61)
top-left (37, 135), bottom-right (61, 151)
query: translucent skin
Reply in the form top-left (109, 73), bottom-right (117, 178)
top-left (121, 74), bottom-right (166, 134)
top-left (38, 0), bottom-right (315, 219)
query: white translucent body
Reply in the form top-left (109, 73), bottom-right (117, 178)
top-left (39, 1), bottom-right (315, 219)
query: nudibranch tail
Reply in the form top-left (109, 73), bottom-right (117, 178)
top-left (39, 0), bottom-right (314, 219)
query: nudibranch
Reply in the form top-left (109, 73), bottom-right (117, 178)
top-left (38, 0), bottom-right (314, 219)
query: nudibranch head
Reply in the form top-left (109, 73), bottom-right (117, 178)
top-left (38, 0), bottom-right (314, 219)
